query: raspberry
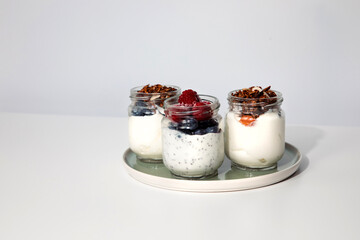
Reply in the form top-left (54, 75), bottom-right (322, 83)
top-left (193, 101), bottom-right (212, 121)
top-left (178, 89), bottom-right (201, 105)
top-left (166, 103), bottom-right (186, 122)
top-left (169, 90), bottom-right (212, 122)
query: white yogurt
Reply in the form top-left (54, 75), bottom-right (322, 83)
top-left (225, 111), bottom-right (285, 168)
top-left (128, 112), bottom-right (163, 160)
top-left (162, 128), bottom-right (224, 178)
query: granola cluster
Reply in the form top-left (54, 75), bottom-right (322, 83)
top-left (231, 86), bottom-right (277, 101)
top-left (137, 84), bottom-right (178, 107)
top-left (138, 84), bottom-right (177, 94)
top-left (231, 86), bottom-right (279, 124)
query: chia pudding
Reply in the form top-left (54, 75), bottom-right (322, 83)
top-left (162, 90), bottom-right (224, 178)
top-left (128, 84), bottom-right (180, 161)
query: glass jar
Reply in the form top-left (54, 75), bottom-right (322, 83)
top-left (128, 85), bottom-right (180, 162)
top-left (225, 89), bottom-right (285, 170)
top-left (162, 95), bottom-right (224, 178)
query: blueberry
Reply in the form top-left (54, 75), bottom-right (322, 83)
top-left (198, 119), bottom-right (217, 128)
top-left (189, 119), bottom-right (220, 135)
top-left (171, 118), bottom-right (220, 135)
top-left (143, 108), bottom-right (154, 116)
top-left (135, 101), bottom-right (147, 107)
top-left (206, 126), bottom-right (219, 133)
top-left (194, 128), bottom-right (207, 135)
top-left (131, 106), bottom-right (143, 116)
top-left (131, 100), bottom-right (155, 116)
top-left (178, 118), bottom-right (198, 130)
top-left (169, 121), bottom-right (178, 130)
top-left (179, 129), bottom-right (195, 135)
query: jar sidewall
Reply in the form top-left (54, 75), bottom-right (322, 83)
top-left (164, 94), bottom-right (221, 121)
top-left (225, 89), bottom-right (285, 168)
top-left (224, 108), bottom-right (285, 168)
top-left (161, 115), bottom-right (224, 178)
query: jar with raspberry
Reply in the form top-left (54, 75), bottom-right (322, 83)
top-left (162, 90), bottom-right (224, 178)
top-left (128, 84), bottom-right (180, 162)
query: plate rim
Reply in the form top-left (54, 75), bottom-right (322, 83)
top-left (122, 142), bottom-right (302, 192)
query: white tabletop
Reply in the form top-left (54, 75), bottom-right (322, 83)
top-left (0, 112), bottom-right (359, 240)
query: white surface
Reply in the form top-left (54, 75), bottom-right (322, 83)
top-left (0, 112), bottom-right (359, 240)
top-left (1, 0), bottom-right (360, 126)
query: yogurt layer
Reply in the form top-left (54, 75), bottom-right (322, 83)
top-left (128, 112), bottom-right (163, 159)
top-left (162, 128), bottom-right (224, 177)
top-left (225, 111), bottom-right (285, 168)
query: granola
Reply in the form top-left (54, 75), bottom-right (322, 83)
top-left (231, 86), bottom-right (279, 123)
top-left (137, 84), bottom-right (178, 107)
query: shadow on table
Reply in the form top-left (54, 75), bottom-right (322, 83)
top-left (286, 125), bottom-right (325, 178)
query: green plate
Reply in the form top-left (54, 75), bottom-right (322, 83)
top-left (123, 143), bottom-right (302, 192)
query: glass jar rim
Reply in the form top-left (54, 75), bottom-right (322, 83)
top-left (164, 94), bottom-right (220, 115)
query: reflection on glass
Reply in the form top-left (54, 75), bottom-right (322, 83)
top-left (224, 165), bottom-right (277, 180)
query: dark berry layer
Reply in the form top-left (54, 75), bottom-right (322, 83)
top-left (131, 101), bottom-right (156, 116)
top-left (169, 118), bottom-right (220, 135)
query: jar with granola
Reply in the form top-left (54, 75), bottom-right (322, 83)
top-left (128, 84), bottom-right (181, 161)
top-left (162, 89), bottom-right (224, 178)
top-left (225, 86), bottom-right (285, 170)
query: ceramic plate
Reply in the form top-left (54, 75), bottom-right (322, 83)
top-left (123, 143), bottom-right (302, 192)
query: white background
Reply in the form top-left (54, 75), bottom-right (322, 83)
top-left (1, 0), bottom-right (359, 126)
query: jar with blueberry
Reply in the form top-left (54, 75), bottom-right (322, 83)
top-left (162, 90), bottom-right (224, 179)
top-left (128, 84), bottom-right (180, 162)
